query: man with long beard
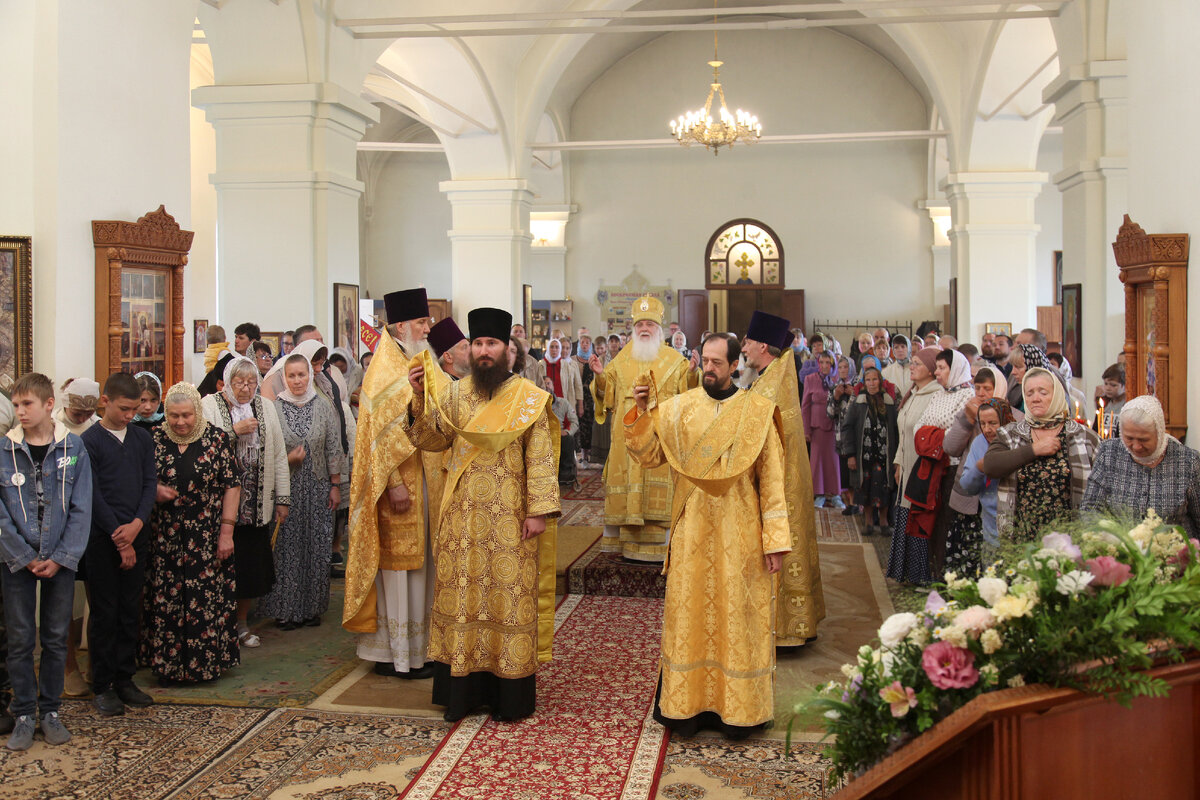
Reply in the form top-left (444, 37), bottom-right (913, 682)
top-left (589, 296), bottom-right (698, 562)
top-left (405, 308), bottom-right (560, 722)
top-left (741, 311), bottom-right (825, 648)
top-left (343, 288), bottom-right (444, 680)
top-left (625, 333), bottom-right (789, 738)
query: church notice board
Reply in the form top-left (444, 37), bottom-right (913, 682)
top-left (597, 266), bottom-right (674, 334)
top-left (1113, 214), bottom-right (1188, 440)
top-left (93, 206), bottom-right (193, 387)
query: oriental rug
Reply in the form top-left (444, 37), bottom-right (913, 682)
top-left (568, 546), bottom-right (670, 598)
top-left (0, 701), bottom-right (269, 800)
top-left (560, 464), bottom-right (605, 499)
top-left (814, 507), bottom-right (863, 544)
top-left (655, 736), bottom-right (840, 799)
top-left (560, 495), bottom-right (606, 526)
top-left (400, 593), bottom-right (668, 800)
top-left (174, 708), bottom-right (452, 800)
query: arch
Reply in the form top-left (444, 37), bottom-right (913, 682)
top-left (704, 219), bottom-right (784, 290)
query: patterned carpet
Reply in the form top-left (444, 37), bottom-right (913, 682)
top-left (657, 738), bottom-right (841, 800)
top-left (0, 701), bottom-right (270, 800)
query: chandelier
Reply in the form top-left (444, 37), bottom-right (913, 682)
top-left (669, 2), bottom-right (761, 155)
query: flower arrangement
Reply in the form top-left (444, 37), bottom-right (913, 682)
top-left (795, 511), bottom-right (1200, 781)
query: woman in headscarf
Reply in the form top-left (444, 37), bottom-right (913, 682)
top-left (200, 356), bottom-right (291, 648)
top-left (670, 330), bottom-right (689, 359)
top-left (982, 367), bottom-right (1100, 543)
top-left (1081, 395), bottom-right (1200, 537)
top-left (257, 351), bottom-right (345, 629)
top-left (141, 382), bottom-right (241, 684)
top-left (952, 398), bottom-right (1016, 574)
top-left (330, 346), bottom-right (363, 398)
top-left (132, 372), bottom-right (164, 434)
top-left (573, 333), bottom-right (596, 465)
top-left (840, 366), bottom-right (898, 534)
top-left (885, 347), bottom-right (941, 584)
top-left (1006, 343), bottom-right (1046, 412)
top-left (826, 355), bottom-right (857, 511)
top-left (803, 351), bottom-right (842, 508)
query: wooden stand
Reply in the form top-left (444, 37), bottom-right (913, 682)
top-left (831, 659), bottom-right (1200, 800)
top-left (1112, 214), bottom-right (1188, 440)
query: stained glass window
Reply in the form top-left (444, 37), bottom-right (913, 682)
top-left (706, 220), bottom-right (783, 288)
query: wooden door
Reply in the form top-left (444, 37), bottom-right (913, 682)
top-left (781, 289), bottom-right (806, 336)
top-left (677, 290), bottom-right (708, 350)
top-left (428, 299), bottom-right (452, 325)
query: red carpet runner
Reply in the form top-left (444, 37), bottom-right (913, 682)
top-left (402, 594), bottom-right (668, 800)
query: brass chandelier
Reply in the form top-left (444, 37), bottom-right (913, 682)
top-left (669, 1), bottom-right (761, 155)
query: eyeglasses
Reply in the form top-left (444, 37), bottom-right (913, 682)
top-left (256, 353), bottom-right (272, 361)
top-left (230, 378), bottom-right (257, 389)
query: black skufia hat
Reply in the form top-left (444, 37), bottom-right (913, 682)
top-left (746, 310), bottom-right (793, 350)
top-left (384, 288), bottom-right (429, 324)
top-left (428, 317), bottom-right (466, 358)
top-left (468, 307), bottom-right (513, 343)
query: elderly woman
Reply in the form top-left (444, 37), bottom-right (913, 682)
top-left (1081, 395), bottom-right (1200, 537)
top-left (826, 356), bottom-right (857, 511)
top-left (141, 382), bottom-right (241, 684)
top-left (840, 366), bottom-right (898, 534)
top-left (803, 352), bottom-right (843, 508)
top-left (132, 372), bottom-right (164, 434)
top-left (257, 351), bottom-right (344, 629)
top-left (982, 367), bottom-right (1100, 543)
top-left (573, 334), bottom-right (597, 465)
top-left (670, 330), bottom-right (689, 359)
top-left (200, 356), bottom-right (291, 648)
top-left (886, 347), bottom-right (941, 584)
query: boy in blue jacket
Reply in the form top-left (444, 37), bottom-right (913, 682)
top-left (0, 373), bottom-right (92, 751)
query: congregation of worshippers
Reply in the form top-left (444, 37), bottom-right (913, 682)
top-left (2, 285), bottom-right (1195, 752)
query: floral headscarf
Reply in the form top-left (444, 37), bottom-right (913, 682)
top-left (830, 354), bottom-right (857, 391)
top-left (979, 397), bottom-right (1015, 428)
top-left (1018, 343), bottom-right (1049, 371)
top-left (1021, 367), bottom-right (1070, 429)
top-left (162, 382), bottom-right (209, 445)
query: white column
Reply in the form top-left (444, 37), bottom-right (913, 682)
top-left (943, 172), bottom-right (1048, 344)
top-left (439, 179), bottom-right (534, 322)
top-left (1125, 0), bottom-right (1200, 435)
top-left (192, 83), bottom-right (378, 337)
top-left (1043, 60), bottom-right (1128, 389)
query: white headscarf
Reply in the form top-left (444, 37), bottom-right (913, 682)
top-left (274, 353), bottom-right (318, 406)
top-left (262, 339), bottom-right (325, 403)
top-left (222, 356), bottom-right (261, 461)
top-left (944, 349), bottom-right (973, 391)
top-left (1120, 394), bottom-right (1173, 466)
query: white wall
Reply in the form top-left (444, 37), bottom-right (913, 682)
top-left (365, 153), bottom-right (453, 303)
top-left (1035, 133), bottom-right (1064, 307)
top-left (188, 45), bottom-right (218, 383)
top-left (565, 29), bottom-right (931, 335)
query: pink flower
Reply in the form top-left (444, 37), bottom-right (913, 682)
top-left (921, 641), bottom-right (979, 690)
top-left (1169, 538), bottom-right (1200, 567)
top-left (1085, 556), bottom-right (1133, 587)
top-left (955, 605), bottom-right (997, 636)
top-left (878, 681), bottom-right (918, 718)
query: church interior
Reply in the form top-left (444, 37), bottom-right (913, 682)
top-left (2, 1), bottom-right (1199, 798)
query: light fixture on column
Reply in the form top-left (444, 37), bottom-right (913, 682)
top-left (669, 0), bottom-right (761, 155)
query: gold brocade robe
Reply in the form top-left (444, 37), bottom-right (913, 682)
top-left (592, 343), bottom-right (696, 559)
top-left (749, 351), bottom-right (826, 645)
top-left (405, 371), bottom-right (560, 678)
top-left (625, 388), bottom-right (791, 727)
top-left (342, 337), bottom-right (446, 634)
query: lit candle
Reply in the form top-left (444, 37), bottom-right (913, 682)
top-left (1097, 398), bottom-right (1106, 439)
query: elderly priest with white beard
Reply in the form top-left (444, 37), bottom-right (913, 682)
top-left (589, 295), bottom-right (699, 562)
top-left (625, 332), bottom-right (791, 738)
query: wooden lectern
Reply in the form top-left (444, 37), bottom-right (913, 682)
top-left (830, 659), bottom-right (1200, 800)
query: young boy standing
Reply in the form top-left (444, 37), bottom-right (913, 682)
top-left (81, 373), bottom-right (158, 716)
top-left (0, 373), bottom-right (92, 751)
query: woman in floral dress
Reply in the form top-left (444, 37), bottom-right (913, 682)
top-left (258, 351), bottom-right (344, 629)
top-left (142, 382), bottom-right (241, 684)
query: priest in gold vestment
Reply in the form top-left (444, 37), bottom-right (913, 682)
top-left (589, 295), bottom-right (698, 562)
top-left (343, 288), bottom-right (443, 679)
top-left (743, 311), bottom-right (826, 647)
top-left (405, 307), bottom-right (560, 723)
top-left (625, 333), bottom-right (791, 737)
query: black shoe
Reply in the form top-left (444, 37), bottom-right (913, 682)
top-left (93, 689), bottom-right (126, 717)
top-left (115, 682), bottom-right (154, 708)
top-left (303, 615), bottom-right (321, 627)
top-left (842, 504), bottom-right (861, 516)
top-left (0, 712), bottom-right (13, 735)
top-left (443, 709), bottom-right (467, 723)
top-left (330, 551), bottom-right (344, 566)
top-left (398, 662), bottom-right (436, 680)
top-left (330, 565), bottom-right (346, 579)
top-left (277, 619), bottom-right (298, 631)
top-left (374, 662), bottom-right (402, 677)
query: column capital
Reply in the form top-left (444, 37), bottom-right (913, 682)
top-left (1043, 60), bottom-right (1128, 123)
top-left (192, 82), bottom-right (379, 130)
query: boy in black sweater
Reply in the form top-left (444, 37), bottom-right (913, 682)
top-left (81, 373), bottom-right (158, 715)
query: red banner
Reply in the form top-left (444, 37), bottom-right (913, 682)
top-left (360, 319), bottom-right (382, 352)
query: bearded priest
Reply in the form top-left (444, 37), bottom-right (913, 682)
top-left (405, 307), bottom-right (560, 723)
top-left (625, 333), bottom-right (791, 738)
top-left (344, 288), bottom-right (444, 680)
top-left (589, 295), bottom-right (699, 562)
top-left (742, 311), bottom-right (825, 648)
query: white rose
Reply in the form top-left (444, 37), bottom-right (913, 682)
top-left (878, 612), bottom-right (918, 648)
top-left (1055, 570), bottom-right (1095, 597)
top-left (978, 577), bottom-right (1009, 606)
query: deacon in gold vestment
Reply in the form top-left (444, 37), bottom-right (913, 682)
top-left (343, 289), bottom-right (444, 679)
top-left (405, 307), bottom-right (560, 723)
top-left (743, 311), bottom-right (826, 646)
top-left (590, 295), bottom-right (698, 562)
top-left (625, 334), bottom-right (791, 737)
